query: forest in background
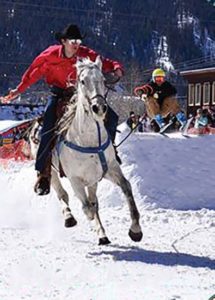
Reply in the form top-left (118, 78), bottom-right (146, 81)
top-left (0, 0), bottom-right (215, 101)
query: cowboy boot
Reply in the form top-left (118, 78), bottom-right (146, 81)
top-left (34, 156), bottom-right (52, 196)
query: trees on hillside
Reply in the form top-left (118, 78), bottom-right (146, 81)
top-left (0, 0), bottom-right (214, 96)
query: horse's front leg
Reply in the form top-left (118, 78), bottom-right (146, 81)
top-left (51, 169), bottom-right (77, 227)
top-left (105, 164), bottom-right (143, 242)
top-left (69, 178), bottom-right (96, 220)
top-left (88, 184), bottom-right (111, 245)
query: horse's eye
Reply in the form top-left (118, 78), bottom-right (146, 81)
top-left (81, 80), bottom-right (85, 85)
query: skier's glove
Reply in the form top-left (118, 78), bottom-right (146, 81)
top-left (153, 93), bottom-right (159, 99)
top-left (141, 94), bottom-right (148, 102)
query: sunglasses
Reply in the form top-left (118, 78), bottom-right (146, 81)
top-left (68, 39), bottom-right (82, 45)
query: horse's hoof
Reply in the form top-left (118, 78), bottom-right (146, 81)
top-left (98, 237), bottom-right (111, 245)
top-left (129, 230), bottom-right (143, 242)
top-left (64, 217), bottom-right (77, 228)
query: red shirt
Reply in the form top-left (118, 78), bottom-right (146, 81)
top-left (17, 45), bottom-right (123, 93)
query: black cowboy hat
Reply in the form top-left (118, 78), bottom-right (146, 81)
top-left (55, 24), bottom-right (86, 42)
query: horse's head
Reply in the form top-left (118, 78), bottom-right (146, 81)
top-left (76, 56), bottom-right (107, 120)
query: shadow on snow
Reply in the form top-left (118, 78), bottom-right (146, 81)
top-left (89, 245), bottom-right (215, 270)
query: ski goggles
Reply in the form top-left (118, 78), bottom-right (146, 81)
top-left (68, 39), bottom-right (82, 45)
top-left (154, 76), bottom-right (165, 84)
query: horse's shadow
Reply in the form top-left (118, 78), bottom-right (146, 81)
top-left (89, 244), bottom-right (215, 270)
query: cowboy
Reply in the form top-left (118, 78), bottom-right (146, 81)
top-left (134, 68), bottom-right (186, 131)
top-left (1, 24), bottom-right (123, 195)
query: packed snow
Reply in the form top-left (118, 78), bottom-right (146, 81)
top-left (0, 120), bottom-right (214, 300)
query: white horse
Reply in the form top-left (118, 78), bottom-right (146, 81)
top-left (30, 56), bottom-right (142, 245)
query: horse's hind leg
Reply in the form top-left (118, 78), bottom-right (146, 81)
top-left (51, 170), bottom-right (77, 228)
top-left (105, 165), bottom-right (143, 242)
top-left (88, 184), bottom-right (111, 245)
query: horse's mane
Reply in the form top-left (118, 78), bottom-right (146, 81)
top-left (56, 93), bottom-right (78, 135)
top-left (56, 57), bottom-right (101, 135)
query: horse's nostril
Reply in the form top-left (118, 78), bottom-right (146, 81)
top-left (103, 105), bottom-right (107, 113)
top-left (92, 105), bottom-right (99, 114)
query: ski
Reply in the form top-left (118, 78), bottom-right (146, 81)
top-left (136, 118), bottom-right (196, 139)
top-left (159, 120), bottom-right (174, 134)
top-left (159, 131), bottom-right (170, 138)
top-left (136, 132), bottom-right (170, 138)
top-left (181, 117), bottom-right (194, 138)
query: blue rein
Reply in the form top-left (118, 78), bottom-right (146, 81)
top-left (57, 121), bottom-right (110, 176)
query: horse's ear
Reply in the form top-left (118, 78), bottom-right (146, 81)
top-left (76, 58), bottom-right (84, 74)
top-left (76, 58), bottom-right (83, 67)
top-left (95, 55), bottom-right (102, 70)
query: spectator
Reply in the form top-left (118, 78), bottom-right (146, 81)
top-left (126, 111), bottom-right (138, 130)
top-left (136, 114), bottom-right (143, 132)
top-left (138, 112), bottom-right (151, 132)
top-left (194, 108), bottom-right (209, 133)
top-left (207, 106), bottom-right (215, 127)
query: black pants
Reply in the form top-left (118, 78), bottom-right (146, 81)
top-left (35, 87), bottom-right (63, 172)
top-left (104, 106), bottom-right (119, 143)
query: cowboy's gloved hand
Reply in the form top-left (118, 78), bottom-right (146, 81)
top-left (141, 94), bottom-right (148, 102)
top-left (0, 88), bottom-right (20, 104)
top-left (153, 92), bottom-right (159, 99)
top-left (114, 68), bottom-right (123, 78)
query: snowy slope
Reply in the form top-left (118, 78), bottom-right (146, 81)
top-left (0, 121), bottom-right (214, 300)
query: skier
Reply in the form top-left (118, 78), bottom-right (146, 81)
top-left (0, 24), bottom-right (123, 195)
top-left (134, 68), bottom-right (187, 132)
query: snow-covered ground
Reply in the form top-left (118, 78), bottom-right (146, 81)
top-left (0, 121), bottom-right (214, 300)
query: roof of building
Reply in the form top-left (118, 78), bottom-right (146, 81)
top-left (180, 67), bottom-right (215, 76)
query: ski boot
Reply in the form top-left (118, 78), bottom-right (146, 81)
top-left (176, 111), bottom-right (187, 131)
top-left (154, 114), bottom-right (165, 129)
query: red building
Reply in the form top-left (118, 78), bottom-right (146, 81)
top-left (180, 67), bottom-right (215, 117)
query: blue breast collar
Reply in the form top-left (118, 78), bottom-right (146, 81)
top-left (57, 121), bottom-right (110, 176)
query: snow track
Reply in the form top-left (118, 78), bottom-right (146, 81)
top-left (0, 124), bottom-right (215, 300)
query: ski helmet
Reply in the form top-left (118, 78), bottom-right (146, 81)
top-left (152, 68), bottom-right (166, 83)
